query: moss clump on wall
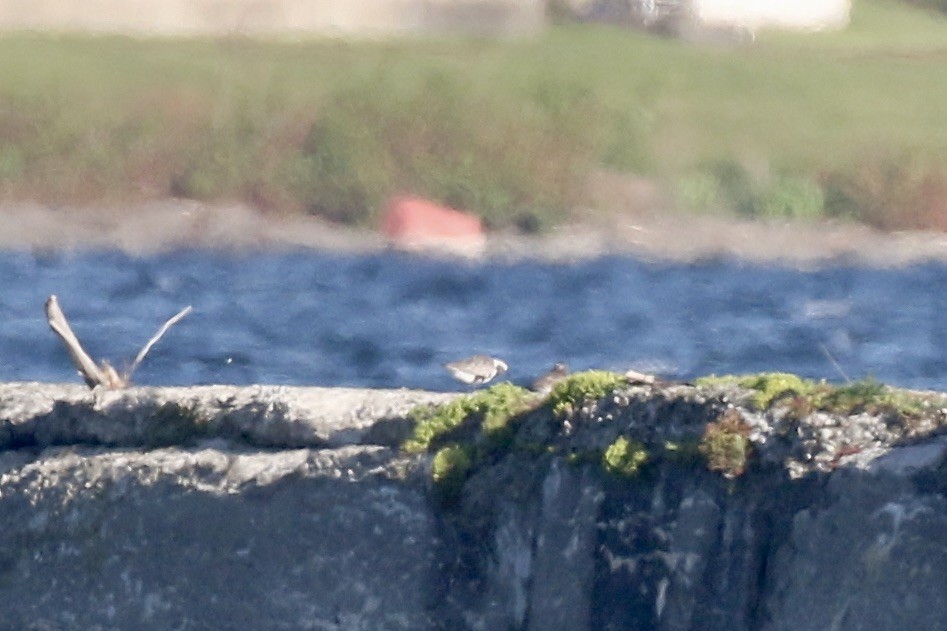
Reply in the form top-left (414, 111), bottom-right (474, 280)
top-left (431, 443), bottom-right (473, 501)
top-left (737, 372), bottom-right (820, 409)
top-left (402, 382), bottom-right (534, 454)
top-left (548, 370), bottom-right (626, 417)
top-left (696, 372), bottom-right (933, 423)
top-left (405, 372), bottom-right (639, 492)
top-left (408, 369), bottom-right (941, 492)
top-left (698, 409), bottom-right (752, 479)
top-left (602, 436), bottom-right (649, 477)
top-left (402, 383), bottom-right (534, 499)
top-left (696, 372), bottom-right (819, 410)
top-left (811, 377), bottom-right (928, 418)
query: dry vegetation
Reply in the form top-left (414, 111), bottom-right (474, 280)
top-left (0, 0), bottom-right (944, 231)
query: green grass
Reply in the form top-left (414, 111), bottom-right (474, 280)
top-left (0, 0), bottom-right (945, 228)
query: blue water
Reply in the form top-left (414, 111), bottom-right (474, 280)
top-left (1, 250), bottom-right (945, 392)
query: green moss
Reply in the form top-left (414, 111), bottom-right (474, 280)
top-left (740, 373), bottom-right (820, 409)
top-left (698, 409), bottom-right (752, 478)
top-left (402, 400), bottom-right (468, 455)
top-left (811, 377), bottom-right (927, 417)
top-left (696, 372), bottom-right (820, 409)
top-left (479, 383), bottom-right (536, 436)
top-left (431, 443), bottom-right (473, 500)
top-left (698, 371), bottom-right (935, 422)
top-left (548, 370), bottom-right (626, 417)
top-left (402, 382), bottom-right (534, 454)
top-left (410, 368), bottom-right (939, 491)
top-left (603, 436), bottom-right (649, 477)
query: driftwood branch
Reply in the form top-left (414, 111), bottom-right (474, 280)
top-left (45, 295), bottom-right (191, 389)
top-left (45, 295), bottom-right (110, 388)
top-left (624, 369), bottom-right (656, 385)
top-left (126, 305), bottom-right (193, 382)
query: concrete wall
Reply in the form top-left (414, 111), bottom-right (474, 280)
top-left (0, 0), bottom-right (546, 38)
top-left (1, 382), bottom-right (946, 629)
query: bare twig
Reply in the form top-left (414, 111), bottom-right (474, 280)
top-left (125, 305), bottom-right (192, 382)
top-left (45, 295), bottom-right (191, 389)
top-left (819, 342), bottom-right (851, 384)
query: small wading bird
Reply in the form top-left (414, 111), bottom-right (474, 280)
top-left (532, 362), bottom-right (569, 394)
top-left (444, 355), bottom-right (508, 386)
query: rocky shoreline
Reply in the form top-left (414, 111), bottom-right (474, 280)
top-left (4, 199), bottom-right (947, 266)
top-left (1, 377), bottom-right (945, 629)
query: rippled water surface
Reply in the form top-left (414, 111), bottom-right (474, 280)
top-left (1, 250), bottom-right (945, 392)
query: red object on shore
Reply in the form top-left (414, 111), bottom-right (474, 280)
top-left (382, 195), bottom-right (485, 253)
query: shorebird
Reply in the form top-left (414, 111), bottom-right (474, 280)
top-left (532, 362), bottom-right (569, 394)
top-left (444, 355), bottom-right (508, 386)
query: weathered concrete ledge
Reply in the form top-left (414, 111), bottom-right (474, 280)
top-left (0, 379), bottom-right (945, 630)
top-left (0, 382), bottom-right (457, 450)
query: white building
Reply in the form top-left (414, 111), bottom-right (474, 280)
top-left (693, 0), bottom-right (851, 31)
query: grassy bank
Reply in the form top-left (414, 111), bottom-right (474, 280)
top-left (0, 0), bottom-right (945, 230)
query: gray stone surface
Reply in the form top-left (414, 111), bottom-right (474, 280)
top-left (527, 461), bottom-right (602, 631)
top-left (0, 382), bottom-right (456, 449)
top-left (0, 381), bottom-right (945, 630)
top-left (0, 445), bottom-right (436, 631)
top-left (764, 469), bottom-right (947, 631)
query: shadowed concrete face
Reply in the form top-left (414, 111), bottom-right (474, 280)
top-left (0, 446), bottom-right (440, 630)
